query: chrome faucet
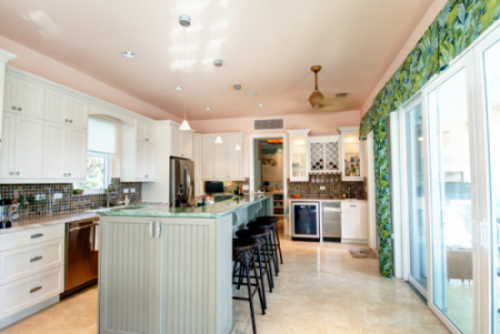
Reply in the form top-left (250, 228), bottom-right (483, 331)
top-left (107, 184), bottom-right (118, 208)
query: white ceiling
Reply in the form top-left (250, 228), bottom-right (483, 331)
top-left (0, 0), bottom-right (434, 121)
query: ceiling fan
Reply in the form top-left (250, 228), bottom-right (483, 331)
top-left (308, 65), bottom-right (348, 112)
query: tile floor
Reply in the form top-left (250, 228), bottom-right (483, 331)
top-left (0, 235), bottom-right (449, 334)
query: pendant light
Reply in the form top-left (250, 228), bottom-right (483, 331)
top-left (234, 84), bottom-right (241, 151)
top-left (179, 15), bottom-right (191, 131)
top-left (214, 59), bottom-right (224, 144)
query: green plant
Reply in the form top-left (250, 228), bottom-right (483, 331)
top-left (17, 194), bottom-right (28, 211)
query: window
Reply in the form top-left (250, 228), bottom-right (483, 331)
top-left (73, 116), bottom-right (117, 194)
top-left (74, 152), bottom-right (111, 193)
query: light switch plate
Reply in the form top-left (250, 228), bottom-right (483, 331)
top-left (131, 188), bottom-right (136, 193)
top-left (243, 185), bottom-right (249, 191)
top-left (36, 194), bottom-right (46, 201)
top-left (123, 188), bottom-right (129, 194)
top-left (320, 186), bottom-right (326, 190)
top-left (53, 193), bottom-right (63, 200)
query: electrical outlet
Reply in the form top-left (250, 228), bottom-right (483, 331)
top-left (36, 194), bottom-right (46, 201)
top-left (320, 186), bottom-right (326, 190)
top-left (123, 188), bottom-right (129, 194)
top-left (243, 185), bottom-right (249, 191)
top-left (131, 188), bottom-right (136, 193)
top-left (53, 193), bottom-right (63, 200)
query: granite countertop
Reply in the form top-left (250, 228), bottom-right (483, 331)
top-left (0, 202), bottom-right (167, 234)
top-left (98, 195), bottom-right (272, 218)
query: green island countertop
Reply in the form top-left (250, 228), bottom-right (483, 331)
top-left (97, 194), bottom-right (271, 218)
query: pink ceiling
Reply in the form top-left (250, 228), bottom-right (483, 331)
top-left (0, 0), bottom-right (434, 121)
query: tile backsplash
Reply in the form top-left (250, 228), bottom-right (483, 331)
top-left (287, 174), bottom-right (366, 200)
top-left (0, 178), bottom-right (142, 218)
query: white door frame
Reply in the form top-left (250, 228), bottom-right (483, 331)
top-left (249, 133), bottom-right (288, 234)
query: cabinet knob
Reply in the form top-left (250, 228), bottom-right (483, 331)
top-left (68, 173), bottom-right (71, 177)
top-left (9, 172), bottom-right (13, 176)
top-left (11, 106), bottom-right (15, 110)
top-left (64, 173), bottom-right (68, 177)
top-left (18, 107), bottom-right (22, 111)
top-left (65, 119), bottom-right (68, 122)
top-left (15, 171), bottom-right (19, 176)
top-left (145, 138), bottom-right (149, 141)
top-left (69, 120), bottom-right (73, 123)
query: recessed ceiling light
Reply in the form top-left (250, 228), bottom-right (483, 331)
top-left (173, 86), bottom-right (184, 91)
top-left (246, 92), bottom-right (257, 96)
top-left (257, 103), bottom-right (264, 107)
top-left (205, 107), bottom-right (211, 110)
top-left (121, 51), bottom-right (137, 58)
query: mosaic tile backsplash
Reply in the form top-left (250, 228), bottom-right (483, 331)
top-left (288, 174), bottom-right (366, 200)
top-left (0, 178), bottom-right (142, 218)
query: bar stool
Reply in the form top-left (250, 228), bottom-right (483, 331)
top-left (256, 216), bottom-right (283, 265)
top-left (232, 238), bottom-right (265, 334)
top-left (247, 221), bottom-right (279, 276)
top-left (236, 229), bottom-right (274, 305)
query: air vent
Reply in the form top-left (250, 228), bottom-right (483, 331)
top-left (253, 118), bottom-right (285, 131)
top-left (335, 93), bottom-right (349, 98)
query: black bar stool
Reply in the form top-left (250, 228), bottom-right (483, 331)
top-left (247, 221), bottom-right (279, 276)
top-left (232, 238), bottom-right (265, 334)
top-left (236, 229), bottom-right (274, 306)
top-left (256, 216), bottom-right (283, 265)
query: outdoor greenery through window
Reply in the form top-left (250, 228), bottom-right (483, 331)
top-left (74, 152), bottom-right (111, 192)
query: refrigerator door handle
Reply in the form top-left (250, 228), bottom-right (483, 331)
top-left (184, 166), bottom-right (191, 203)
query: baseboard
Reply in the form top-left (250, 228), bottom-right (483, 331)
top-left (0, 295), bottom-right (60, 330)
top-left (341, 238), bottom-right (368, 244)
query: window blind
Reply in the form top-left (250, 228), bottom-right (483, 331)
top-left (88, 116), bottom-right (117, 154)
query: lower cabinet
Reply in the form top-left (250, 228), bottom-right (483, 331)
top-left (341, 202), bottom-right (368, 243)
top-left (99, 217), bottom-right (233, 334)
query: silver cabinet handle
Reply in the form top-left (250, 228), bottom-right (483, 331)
top-left (9, 172), bottom-right (13, 176)
top-left (350, 205), bottom-right (356, 208)
top-left (65, 119), bottom-right (69, 122)
top-left (30, 256), bottom-right (43, 262)
top-left (18, 107), bottom-right (22, 111)
top-left (30, 286), bottom-right (42, 293)
top-left (149, 221), bottom-right (154, 238)
top-left (145, 138), bottom-right (149, 141)
top-left (31, 233), bottom-right (44, 239)
top-left (11, 106), bottom-right (15, 110)
top-left (155, 221), bottom-right (161, 238)
top-left (15, 171), bottom-right (19, 176)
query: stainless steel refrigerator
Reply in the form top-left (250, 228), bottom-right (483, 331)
top-left (170, 157), bottom-right (195, 207)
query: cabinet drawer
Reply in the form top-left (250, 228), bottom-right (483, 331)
top-left (0, 225), bottom-right (65, 252)
top-left (341, 202), bottom-right (367, 212)
top-left (0, 238), bottom-right (64, 286)
top-left (0, 266), bottom-right (63, 319)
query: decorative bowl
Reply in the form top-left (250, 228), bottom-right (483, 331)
top-left (73, 189), bottom-right (84, 195)
top-left (291, 194), bottom-right (302, 199)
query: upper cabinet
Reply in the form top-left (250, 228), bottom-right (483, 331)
top-left (192, 134), bottom-right (203, 197)
top-left (309, 136), bottom-right (341, 173)
top-left (45, 89), bottom-right (88, 129)
top-left (4, 75), bottom-right (44, 119)
top-left (201, 133), bottom-right (244, 181)
top-left (287, 129), bottom-right (310, 182)
top-left (135, 120), bottom-right (156, 144)
top-left (167, 121), bottom-right (192, 159)
top-left (339, 126), bottom-right (364, 181)
top-left (120, 122), bottom-right (156, 183)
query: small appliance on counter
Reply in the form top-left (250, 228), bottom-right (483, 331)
top-left (205, 181), bottom-right (224, 194)
top-left (0, 198), bottom-right (13, 229)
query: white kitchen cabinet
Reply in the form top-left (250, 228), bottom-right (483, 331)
top-left (136, 120), bottom-right (156, 144)
top-left (135, 142), bottom-right (146, 180)
top-left (167, 121), bottom-right (192, 159)
top-left (288, 129), bottom-right (310, 182)
top-left (44, 89), bottom-right (88, 129)
top-left (228, 136), bottom-right (242, 179)
top-left (214, 140), bottom-right (229, 180)
top-left (170, 124), bottom-right (181, 157)
top-left (192, 134), bottom-right (203, 196)
top-left (3, 75), bottom-right (44, 119)
top-left (42, 121), bottom-right (87, 181)
top-left (309, 136), bottom-right (341, 173)
top-left (202, 135), bottom-right (215, 180)
top-left (201, 133), bottom-right (244, 181)
top-left (341, 201), bottom-right (368, 243)
top-left (339, 127), bottom-right (364, 181)
top-left (0, 113), bottom-right (44, 181)
top-left (181, 130), bottom-right (192, 159)
top-left (144, 144), bottom-right (156, 180)
top-left (121, 122), bottom-right (156, 182)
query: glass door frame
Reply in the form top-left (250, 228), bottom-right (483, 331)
top-left (473, 23), bottom-right (500, 334)
top-left (398, 93), bottom-right (429, 299)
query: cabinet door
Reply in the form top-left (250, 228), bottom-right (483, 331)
top-left (66, 127), bottom-right (87, 180)
top-left (202, 137), bottom-right (214, 180)
top-left (99, 222), bottom-right (157, 334)
top-left (16, 79), bottom-right (44, 119)
top-left (43, 121), bottom-right (67, 179)
top-left (14, 116), bottom-right (43, 179)
top-left (144, 144), bottom-right (156, 180)
top-left (341, 211), bottom-right (367, 240)
top-left (170, 126), bottom-right (181, 157)
top-left (136, 142), bottom-right (146, 180)
top-left (136, 121), bottom-right (146, 142)
top-left (3, 75), bottom-right (17, 113)
top-left (180, 131), bottom-right (192, 159)
top-left (0, 112), bottom-right (16, 179)
top-left (192, 136), bottom-right (202, 179)
top-left (67, 98), bottom-right (89, 128)
top-left (194, 180), bottom-right (202, 197)
top-left (214, 140), bottom-right (229, 179)
top-left (44, 89), bottom-right (67, 125)
top-left (144, 124), bottom-right (155, 144)
top-left (228, 136), bottom-right (242, 179)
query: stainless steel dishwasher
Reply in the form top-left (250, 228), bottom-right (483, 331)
top-left (322, 202), bottom-right (341, 242)
top-left (61, 217), bottom-right (100, 299)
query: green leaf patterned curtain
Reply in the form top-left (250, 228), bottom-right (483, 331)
top-left (359, 0), bottom-right (500, 278)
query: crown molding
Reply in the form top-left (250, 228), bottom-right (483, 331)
top-left (0, 49), bottom-right (17, 63)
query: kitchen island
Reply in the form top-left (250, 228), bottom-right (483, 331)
top-left (96, 195), bottom-right (272, 334)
